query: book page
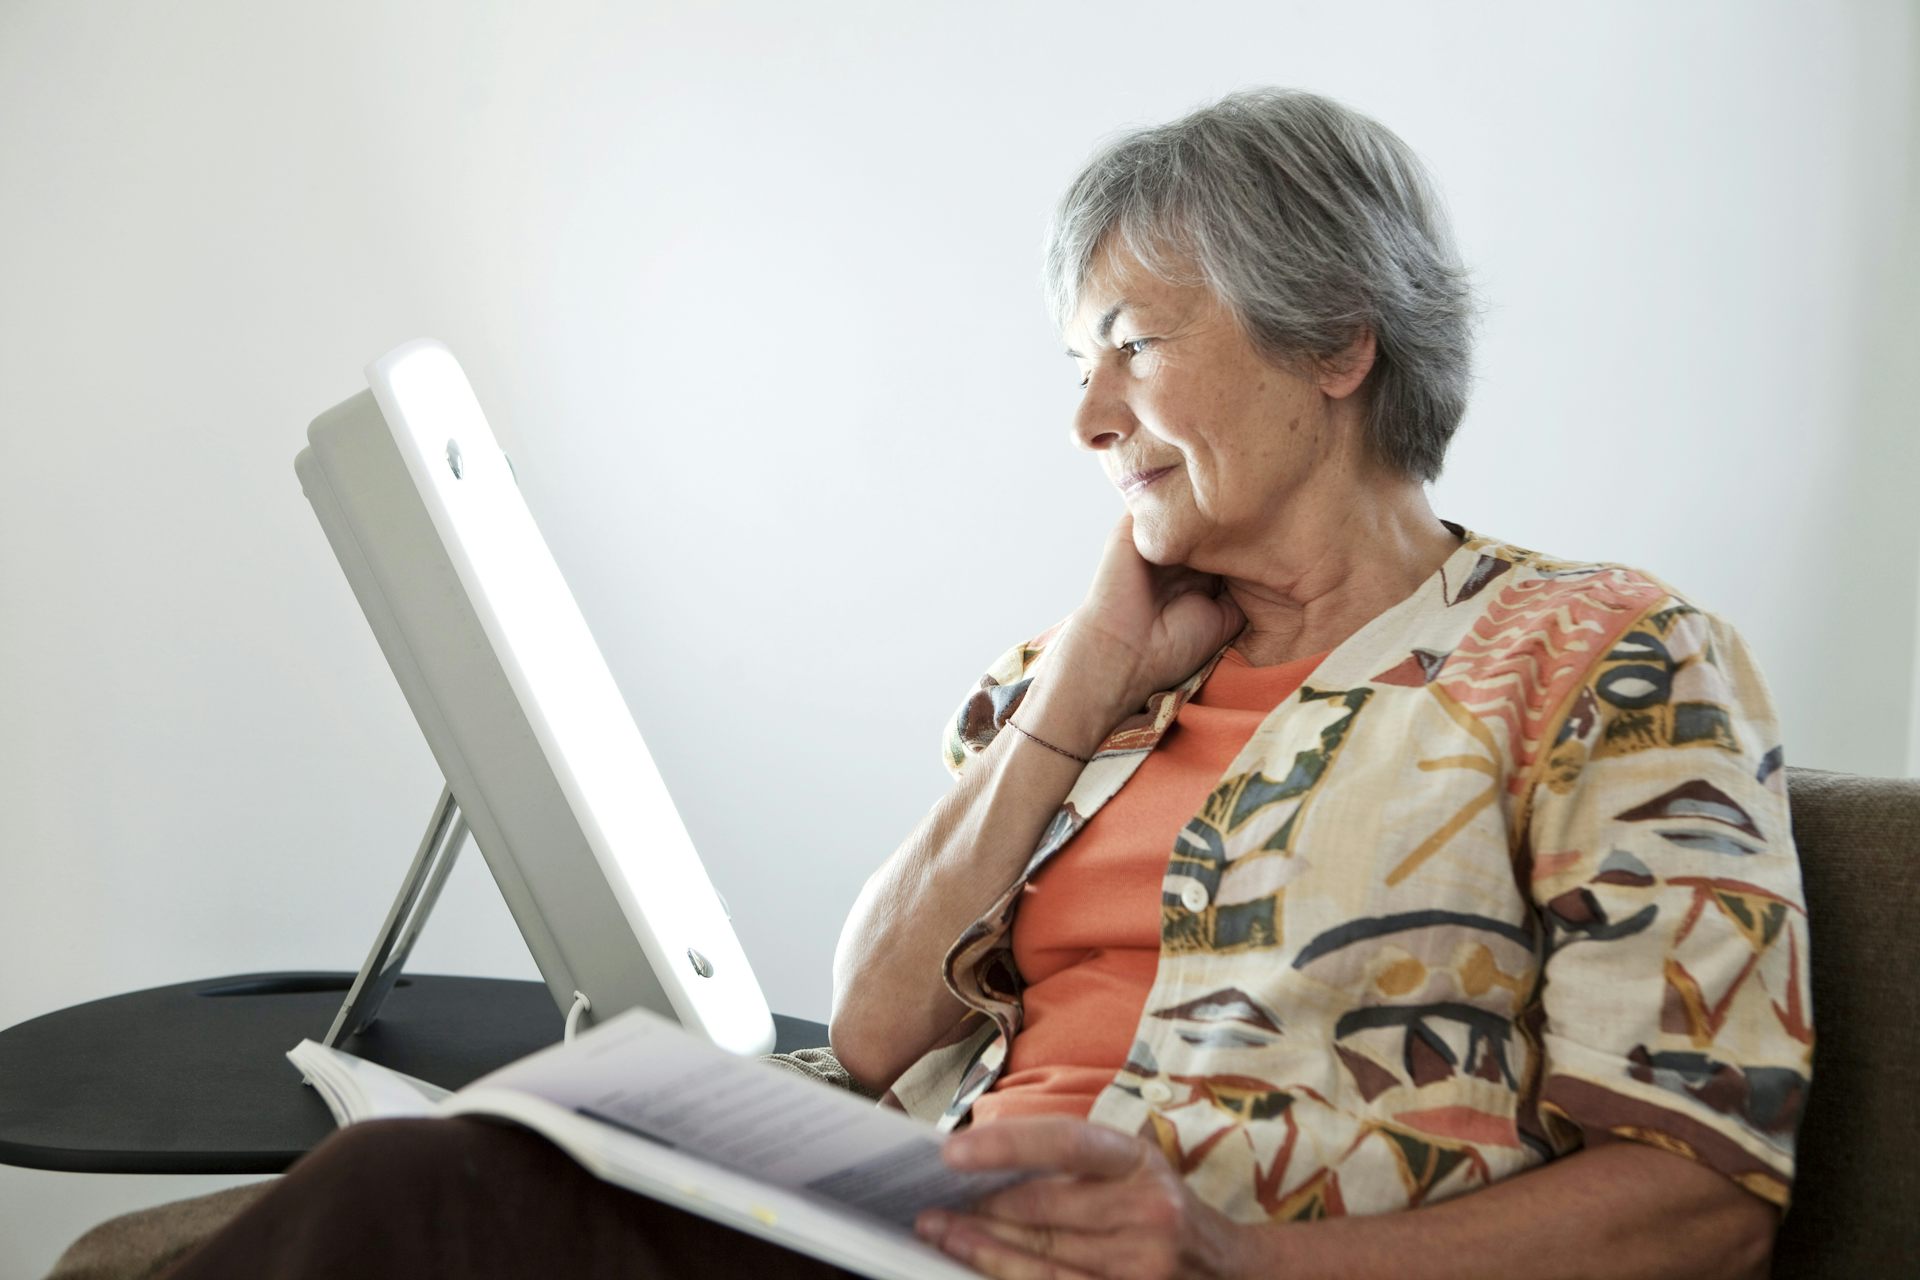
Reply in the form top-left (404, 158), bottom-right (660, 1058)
top-left (288, 1039), bottom-right (453, 1125)
top-left (447, 1092), bottom-right (985, 1280)
top-left (468, 1008), bottom-right (1028, 1227)
top-left (287, 1018), bottom-right (1006, 1280)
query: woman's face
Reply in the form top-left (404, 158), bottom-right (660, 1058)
top-left (1065, 246), bottom-right (1363, 570)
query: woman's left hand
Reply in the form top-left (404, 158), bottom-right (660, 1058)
top-left (915, 1116), bottom-right (1251, 1279)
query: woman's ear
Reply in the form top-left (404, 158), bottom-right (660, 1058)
top-left (1317, 328), bottom-right (1377, 400)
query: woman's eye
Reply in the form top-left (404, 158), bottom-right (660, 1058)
top-left (1076, 340), bottom-right (1149, 388)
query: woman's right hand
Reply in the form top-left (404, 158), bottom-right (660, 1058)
top-left (832, 521), bottom-right (1242, 1089)
top-left (1048, 512), bottom-right (1246, 720)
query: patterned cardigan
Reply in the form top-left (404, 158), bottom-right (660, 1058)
top-left (878, 528), bottom-right (1812, 1224)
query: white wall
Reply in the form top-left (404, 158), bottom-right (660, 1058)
top-left (2, 1), bottom-right (1914, 1272)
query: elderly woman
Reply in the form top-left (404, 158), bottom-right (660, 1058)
top-left (141, 88), bottom-right (1808, 1280)
top-left (828, 87), bottom-right (1809, 1279)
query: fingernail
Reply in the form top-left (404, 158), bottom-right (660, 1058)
top-left (916, 1211), bottom-right (948, 1242)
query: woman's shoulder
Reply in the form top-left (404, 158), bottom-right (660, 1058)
top-left (1453, 528), bottom-right (1715, 622)
top-left (1429, 531), bottom-right (1773, 730)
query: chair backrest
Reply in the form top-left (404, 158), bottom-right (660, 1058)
top-left (1772, 766), bottom-right (1920, 1277)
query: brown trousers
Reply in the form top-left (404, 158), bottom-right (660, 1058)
top-left (157, 1118), bottom-right (866, 1279)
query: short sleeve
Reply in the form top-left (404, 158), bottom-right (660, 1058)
top-left (940, 618), bottom-right (1071, 780)
top-left (1526, 599), bottom-right (1813, 1210)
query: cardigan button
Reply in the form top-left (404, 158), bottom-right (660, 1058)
top-left (1141, 1080), bottom-right (1175, 1105)
top-left (1179, 882), bottom-right (1210, 913)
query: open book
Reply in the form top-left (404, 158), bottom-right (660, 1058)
top-left (289, 1009), bottom-right (1028, 1279)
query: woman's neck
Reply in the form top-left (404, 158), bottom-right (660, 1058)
top-left (1213, 480), bottom-right (1461, 668)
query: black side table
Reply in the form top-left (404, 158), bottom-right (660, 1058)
top-left (0, 972), bottom-right (829, 1175)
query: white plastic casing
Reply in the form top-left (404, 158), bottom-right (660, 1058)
top-left (295, 339), bottom-right (775, 1055)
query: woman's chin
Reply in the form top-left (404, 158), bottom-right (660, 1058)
top-left (1129, 516), bottom-right (1191, 567)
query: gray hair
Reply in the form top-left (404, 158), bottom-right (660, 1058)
top-left (1042, 88), bottom-right (1475, 483)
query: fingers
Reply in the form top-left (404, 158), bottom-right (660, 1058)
top-left (917, 1211), bottom-right (1107, 1280)
top-left (921, 1122), bottom-right (1194, 1280)
top-left (1098, 511), bottom-right (1137, 560)
top-left (1148, 564), bottom-right (1217, 607)
top-left (1213, 589), bottom-right (1248, 643)
top-left (974, 1174), bottom-right (1154, 1234)
top-left (1157, 582), bottom-right (1246, 654)
top-left (943, 1116), bottom-right (1150, 1180)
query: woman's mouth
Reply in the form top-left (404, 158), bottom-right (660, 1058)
top-left (1119, 465), bottom-right (1175, 495)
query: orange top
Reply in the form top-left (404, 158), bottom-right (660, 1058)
top-left (971, 647), bottom-right (1327, 1125)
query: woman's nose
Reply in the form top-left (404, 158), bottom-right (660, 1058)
top-left (1072, 371), bottom-right (1133, 452)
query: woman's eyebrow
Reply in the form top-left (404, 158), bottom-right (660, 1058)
top-left (1064, 300), bottom-right (1135, 358)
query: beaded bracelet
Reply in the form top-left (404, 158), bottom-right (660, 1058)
top-left (1005, 718), bottom-right (1092, 764)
